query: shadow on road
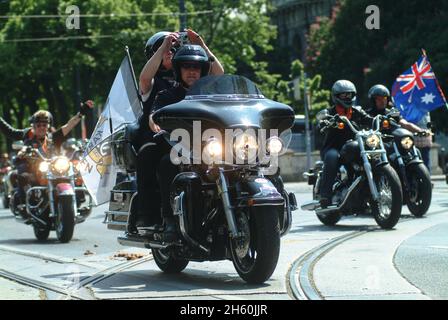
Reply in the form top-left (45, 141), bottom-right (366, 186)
top-left (0, 238), bottom-right (80, 245)
top-left (89, 266), bottom-right (272, 298)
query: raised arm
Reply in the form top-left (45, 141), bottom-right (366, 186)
top-left (60, 100), bottom-right (94, 136)
top-left (187, 29), bottom-right (224, 76)
top-left (0, 117), bottom-right (26, 141)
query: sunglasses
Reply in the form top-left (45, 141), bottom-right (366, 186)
top-left (34, 122), bottom-right (49, 128)
top-left (337, 92), bottom-right (355, 99)
top-left (181, 63), bottom-right (201, 70)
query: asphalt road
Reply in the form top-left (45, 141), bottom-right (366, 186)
top-left (0, 181), bottom-right (447, 300)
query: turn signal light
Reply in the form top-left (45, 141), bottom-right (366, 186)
top-left (337, 122), bottom-right (345, 130)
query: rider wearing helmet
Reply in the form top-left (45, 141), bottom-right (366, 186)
top-left (366, 84), bottom-right (423, 133)
top-left (0, 101), bottom-right (94, 205)
top-left (134, 30), bottom-right (224, 229)
top-left (148, 44), bottom-right (213, 240)
top-left (318, 80), bottom-right (373, 208)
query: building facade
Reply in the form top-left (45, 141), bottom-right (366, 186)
top-left (271, 0), bottom-right (336, 62)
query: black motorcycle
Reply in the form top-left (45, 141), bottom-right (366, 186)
top-left (302, 111), bottom-right (403, 229)
top-left (105, 75), bottom-right (297, 284)
top-left (379, 110), bottom-right (432, 217)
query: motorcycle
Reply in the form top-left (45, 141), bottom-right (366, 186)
top-left (9, 141), bottom-right (92, 242)
top-left (104, 75), bottom-right (298, 284)
top-left (379, 109), bottom-right (432, 217)
top-left (62, 138), bottom-right (93, 218)
top-left (302, 111), bottom-right (403, 229)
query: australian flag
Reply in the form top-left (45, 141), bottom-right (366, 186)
top-left (391, 51), bottom-right (447, 123)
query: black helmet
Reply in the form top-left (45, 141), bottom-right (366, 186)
top-left (331, 80), bottom-right (357, 109)
top-left (144, 31), bottom-right (171, 60)
top-left (30, 110), bottom-right (53, 127)
top-left (368, 84), bottom-right (390, 102)
top-left (172, 45), bottom-right (210, 82)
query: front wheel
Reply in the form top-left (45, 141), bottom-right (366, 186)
top-left (230, 207), bottom-right (280, 284)
top-left (371, 165), bottom-right (402, 229)
top-left (55, 196), bottom-right (75, 243)
top-left (406, 163), bottom-right (432, 217)
top-left (33, 225), bottom-right (50, 241)
top-left (152, 248), bottom-right (189, 273)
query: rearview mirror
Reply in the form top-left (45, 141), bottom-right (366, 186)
top-left (387, 108), bottom-right (401, 118)
top-left (316, 109), bottom-right (329, 121)
top-left (12, 141), bottom-right (24, 151)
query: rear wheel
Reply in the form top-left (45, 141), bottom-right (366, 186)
top-left (406, 163), bottom-right (432, 217)
top-left (230, 207), bottom-right (280, 284)
top-left (55, 196), bottom-right (75, 243)
top-left (152, 248), bottom-right (189, 273)
top-left (371, 165), bottom-right (402, 229)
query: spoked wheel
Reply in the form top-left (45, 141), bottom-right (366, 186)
top-left (152, 248), bottom-right (189, 273)
top-left (55, 196), bottom-right (75, 243)
top-left (406, 163), bottom-right (432, 217)
top-left (371, 165), bottom-right (402, 229)
top-left (230, 207), bottom-right (280, 284)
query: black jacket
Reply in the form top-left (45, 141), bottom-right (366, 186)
top-left (152, 84), bottom-right (187, 113)
top-left (320, 106), bottom-right (373, 153)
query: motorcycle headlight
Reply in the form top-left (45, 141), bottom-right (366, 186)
top-left (203, 138), bottom-right (222, 158)
top-left (267, 137), bottom-right (283, 154)
top-left (39, 161), bottom-right (49, 173)
top-left (234, 132), bottom-right (258, 163)
top-left (366, 134), bottom-right (380, 149)
top-left (52, 157), bottom-right (70, 174)
top-left (401, 137), bottom-right (414, 150)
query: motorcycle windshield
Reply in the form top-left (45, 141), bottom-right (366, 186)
top-left (153, 75), bottom-right (294, 133)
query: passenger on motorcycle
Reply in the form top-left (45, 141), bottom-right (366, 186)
top-left (0, 102), bottom-right (94, 204)
top-left (318, 80), bottom-right (373, 208)
top-left (149, 44), bottom-right (213, 240)
top-left (134, 29), bottom-right (224, 229)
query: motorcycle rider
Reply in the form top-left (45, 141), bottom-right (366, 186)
top-left (150, 44), bottom-right (213, 240)
top-left (366, 84), bottom-right (424, 133)
top-left (0, 101), bottom-right (94, 206)
top-left (134, 29), bottom-right (224, 228)
top-left (318, 80), bottom-right (373, 208)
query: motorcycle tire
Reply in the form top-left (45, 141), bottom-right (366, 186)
top-left (152, 248), bottom-right (189, 273)
top-left (230, 206), bottom-right (280, 284)
top-left (33, 225), bottom-right (50, 241)
top-left (371, 165), bottom-right (402, 229)
top-left (316, 211), bottom-right (342, 226)
top-left (55, 195), bottom-right (75, 243)
top-left (406, 163), bottom-right (432, 217)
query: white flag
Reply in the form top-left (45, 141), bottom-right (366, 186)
top-left (80, 54), bottom-right (142, 205)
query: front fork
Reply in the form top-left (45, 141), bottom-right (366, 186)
top-left (358, 136), bottom-right (388, 202)
top-left (393, 142), bottom-right (410, 194)
top-left (217, 168), bottom-right (240, 239)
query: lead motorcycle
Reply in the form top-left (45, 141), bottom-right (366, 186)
top-left (302, 111), bottom-right (403, 229)
top-left (8, 141), bottom-right (92, 242)
top-left (379, 109), bottom-right (432, 217)
top-left (105, 75), bottom-right (298, 284)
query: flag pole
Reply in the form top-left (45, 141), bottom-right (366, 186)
top-left (125, 46), bottom-right (143, 112)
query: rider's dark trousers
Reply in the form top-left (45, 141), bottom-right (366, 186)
top-left (320, 148), bottom-right (340, 200)
top-left (134, 124), bottom-right (169, 225)
top-left (157, 153), bottom-right (179, 219)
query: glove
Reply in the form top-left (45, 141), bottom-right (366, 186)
top-left (80, 100), bottom-right (94, 116)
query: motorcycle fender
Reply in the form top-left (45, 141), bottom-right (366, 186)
top-left (56, 183), bottom-right (75, 196)
top-left (373, 160), bottom-right (389, 169)
top-left (236, 177), bottom-right (284, 208)
top-left (406, 158), bottom-right (424, 167)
